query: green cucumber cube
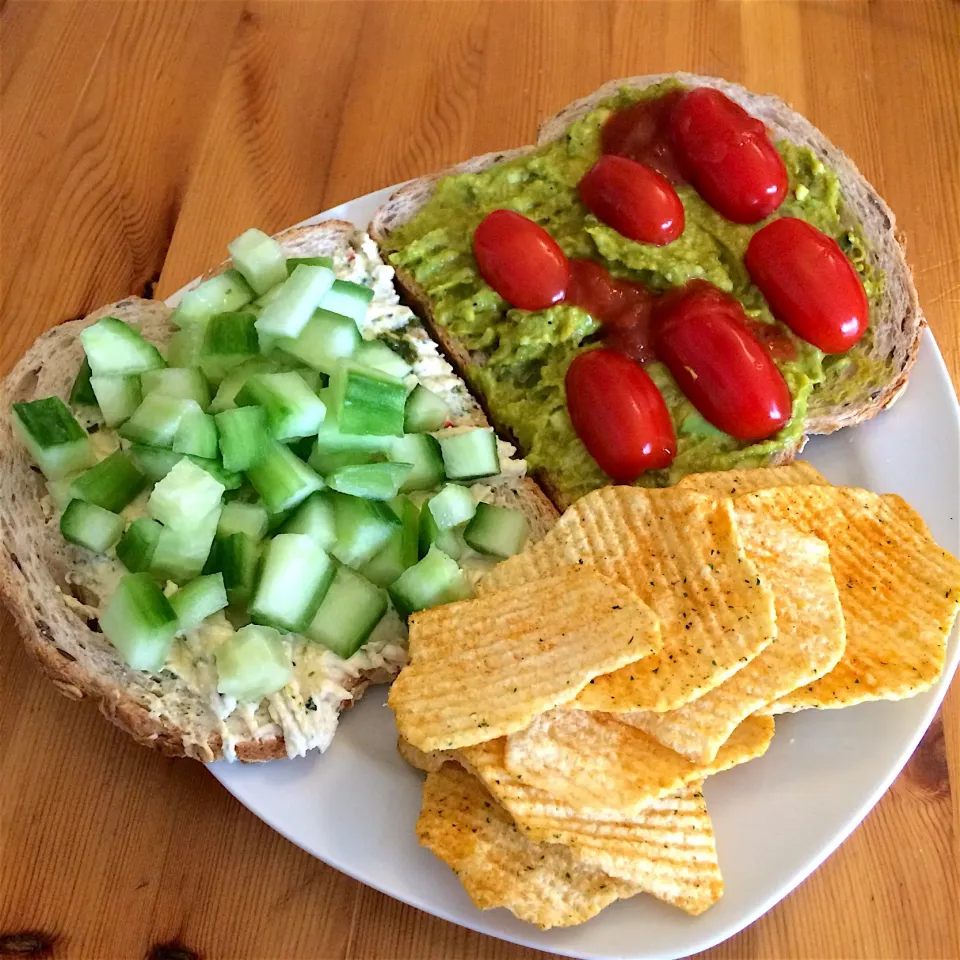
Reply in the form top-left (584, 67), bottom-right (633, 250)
top-left (215, 624), bottom-right (292, 702)
top-left (101, 573), bottom-right (178, 672)
top-left (80, 317), bottom-right (165, 376)
top-left (327, 462), bottom-right (412, 500)
top-left (214, 405), bottom-right (271, 473)
top-left (463, 502), bottom-right (530, 559)
top-left (319, 279), bottom-right (374, 327)
top-left (127, 445), bottom-right (241, 489)
top-left (212, 532), bottom-right (262, 605)
top-left (171, 269), bottom-right (254, 327)
top-left (330, 492), bottom-right (401, 569)
top-left (150, 504), bottom-right (221, 583)
top-left (427, 483), bottom-right (477, 529)
top-left (280, 491), bottom-right (337, 551)
top-left (438, 428), bottom-right (501, 481)
top-left (245, 441), bottom-right (324, 514)
top-left (60, 499), bottom-right (124, 554)
top-left (307, 420), bottom-right (393, 474)
top-left (90, 374), bottom-right (143, 427)
top-left (404, 384), bottom-right (451, 433)
top-left (286, 255), bottom-right (333, 274)
top-left (356, 340), bottom-right (412, 379)
top-left (274, 309), bottom-right (361, 373)
top-left (12, 397), bottom-right (96, 479)
top-left (235, 371), bottom-right (326, 440)
top-left (172, 408), bottom-right (219, 460)
top-left (169, 573), bottom-right (228, 633)
top-left (200, 311), bottom-right (260, 384)
top-left (390, 433), bottom-right (445, 492)
top-left (328, 362), bottom-right (406, 437)
top-left (418, 504), bottom-right (466, 560)
top-left (148, 458), bottom-right (225, 531)
top-left (69, 450), bottom-right (147, 513)
top-left (306, 567), bottom-right (387, 658)
top-left (388, 545), bottom-right (472, 618)
top-left (141, 366), bottom-right (211, 409)
top-left (227, 229), bottom-right (288, 297)
top-left (361, 497), bottom-right (419, 587)
top-left (166, 321), bottom-right (209, 369)
top-left (118, 394), bottom-right (201, 448)
top-left (69, 357), bottom-right (97, 407)
top-left (217, 501), bottom-right (269, 541)
top-left (255, 264), bottom-right (336, 340)
top-left (116, 517), bottom-right (163, 572)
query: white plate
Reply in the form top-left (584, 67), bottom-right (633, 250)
top-left (201, 187), bottom-right (960, 960)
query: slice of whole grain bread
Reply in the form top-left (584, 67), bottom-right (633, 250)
top-left (369, 73), bottom-right (923, 497)
top-left (0, 221), bottom-right (558, 762)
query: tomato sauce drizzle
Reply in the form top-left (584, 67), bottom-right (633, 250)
top-left (600, 90), bottom-right (687, 186)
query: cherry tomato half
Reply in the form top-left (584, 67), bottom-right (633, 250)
top-left (473, 209), bottom-right (570, 310)
top-left (744, 217), bottom-right (868, 354)
top-left (654, 281), bottom-right (792, 441)
top-left (578, 155), bottom-right (684, 247)
top-left (669, 88), bottom-right (787, 224)
top-left (565, 349), bottom-right (677, 482)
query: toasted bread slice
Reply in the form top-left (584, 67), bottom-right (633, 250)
top-left (370, 73), bottom-right (923, 509)
top-left (0, 222), bottom-right (558, 762)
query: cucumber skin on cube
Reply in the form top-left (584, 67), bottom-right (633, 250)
top-left (101, 573), bottom-right (178, 673)
top-left (255, 264), bottom-right (336, 340)
top-left (148, 458), bottom-right (225, 532)
top-left (215, 624), bottom-right (292, 703)
top-left (60, 499), bottom-right (124, 554)
top-left (327, 462), bottom-right (413, 500)
top-left (308, 420), bottom-right (393, 474)
top-left (141, 367), bottom-right (211, 410)
top-left (116, 517), bottom-right (163, 572)
top-left (361, 497), bottom-right (419, 588)
top-left (70, 357), bottom-right (98, 407)
top-left (210, 532), bottom-right (262, 605)
top-left (235, 371), bottom-right (326, 440)
top-left (80, 317), bottom-right (166, 376)
top-left (69, 450), bottom-right (147, 513)
top-left (172, 409), bottom-right (219, 460)
top-left (418, 504), bottom-right (466, 561)
top-left (463, 503), bottom-right (530, 559)
top-left (248, 533), bottom-right (336, 633)
top-left (118, 394), bottom-right (201, 448)
top-left (306, 566), bottom-right (387, 659)
top-left (388, 545), bottom-right (472, 618)
top-left (330, 492), bottom-right (401, 569)
top-left (90, 374), bottom-right (143, 427)
top-left (169, 573), bottom-right (228, 633)
top-left (329, 363), bottom-right (407, 437)
top-left (275, 309), bottom-right (361, 374)
top-left (171, 269), bottom-right (254, 327)
top-left (246, 441), bottom-right (324, 514)
top-left (355, 340), bottom-right (412, 380)
top-left (318, 279), bottom-right (374, 327)
top-left (215, 405), bottom-right (272, 473)
top-left (127, 445), bottom-right (242, 490)
top-left (427, 483), bottom-right (477, 529)
top-left (228, 229), bottom-right (288, 297)
top-left (390, 434), bottom-right (445, 492)
top-left (404, 384), bottom-right (450, 433)
top-left (150, 505), bottom-right (221, 583)
top-left (200, 312), bottom-right (260, 384)
top-left (12, 397), bottom-right (96, 479)
top-left (217, 501), bottom-right (269, 541)
top-left (286, 255), bottom-right (334, 274)
top-left (438, 428), bottom-right (501, 481)
top-left (280, 492), bottom-right (337, 551)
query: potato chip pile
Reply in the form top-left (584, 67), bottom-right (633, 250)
top-left (388, 464), bottom-right (960, 929)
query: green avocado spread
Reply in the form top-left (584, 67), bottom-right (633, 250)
top-left (381, 80), bottom-right (888, 505)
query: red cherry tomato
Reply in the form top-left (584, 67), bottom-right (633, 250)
top-left (578, 155), bottom-right (685, 246)
top-left (473, 210), bottom-right (570, 310)
top-left (654, 281), bottom-right (792, 441)
top-left (565, 349), bottom-right (677, 482)
top-left (745, 217), bottom-right (868, 354)
top-left (669, 88), bottom-right (787, 224)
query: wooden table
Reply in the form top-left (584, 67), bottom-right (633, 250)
top-left (2, 2), bottom-right (958, 957)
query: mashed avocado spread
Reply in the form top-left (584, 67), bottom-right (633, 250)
top-left (381, 80), bottom-right (886, 505)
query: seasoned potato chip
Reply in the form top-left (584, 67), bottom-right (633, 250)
top-left (504, 709), bottom-right (773, 815)
top-left (389, 569), bottom-right (660, 751)
top-left (416, 764), bottom-right (637, 928)
top-left (620, 514), bottom-right (845, 761)
top-left (675, 462), bottom-right (829, 496)
top-left (479, 488), bottom-right (776, 713)
top-left (458, 740), bottom-right (723, 914)
top-left (736, 487), bottom-right (960, 711)
top-left (397, 737), bottom-right (451, 773)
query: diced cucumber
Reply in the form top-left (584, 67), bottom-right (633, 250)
top-left (306, 566), bottom-right (387, 658)
top-left (356, 340), bottom-right (412, 379)
top-left (166, 321), bottom-right (208, 368)
top-left (214, 405), bottom-right (271, 472)
top-left (404, 383), bottom-right (450, 433)
top-left (150, 504), bottom-right (221, 583)
top-left (287, 435), bottom-right (316, 461)
top-left (12, 397), bottom-right (96, 479)
top-left (390, 433), bottom-right (445, 492)
top-left (296, 367), bottom-right (323, 393)
top-left (255, 264), bottom-right (336, 340)
top-left (69, 450), bottom-right (147, 512)
top-left (464, 503), bottom-right (530, 559)
top-left (60, 499), bottom-right (124, 554)
top-left (169, 573), bottom-right (228, 633)
top-left (280, 491), bottom-right (337, 551)
top-left (227, 229), bottom-right (288, 296)
top-left (126, 445), bottom-right (242, 489)
top-left (118, 395), bottom-right (201, 448)
top-left (69, 357), bottom-right (98, 407)
top-left (286, 255), bottom-right (333, 274)
top-left (248, 533), bottom-right (335, 632)
top-left (319, 279), bottom-right (374, 327)
top-left (327, 462), bottom-right (412, 500)
top-left (200, 312), bottom-right (260, 384)
top-left (427, 483), bottom-right (477, 529)
top-left (101, 573), bottom-right (178, 672)
top-left (307, 420), bottom-right (393, 474)
top-left (170, 269), bottom-right (254, 327)
top-left (211, 532), bottom-right (261, 605)
top-left (388, 545), bottom-right (472, 618)
top-left (80, 317), bottom-right (165, 376)
top-left (274, 309), bottom-right (361, 373)
top-left (116, 517), bottom-right (163, 572)
top-left (141, 367), bottom-right (211, 410)
top-left (328, 363), bottom-right (406, 436)
top-left (438, 428), bottom-right (501, 481)
top-left (90, 374), bottom-right (142, 427)
top-left (215, 624), bottom-right (292, 702)
top-left (172, 408), bottom-right (219, 459)
top-left (418, 503), bottom-right (466, 560)
top-left (208, 357), bottom-right (279, 413)
top-left (330, 492), bottom-right (401, 569)
top-left (361, 496), bottom-right (419, 587)
top-left (235, 371), bottom-right (326, 440)
top-left (246, 441), bottom-right (324, 514)
top-left (217, 501), bottom-right (269, 541)
top-left (148, 458), bottom-right (225, 531)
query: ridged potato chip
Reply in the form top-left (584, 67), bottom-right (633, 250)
top-left (416, 763), bottom-right (637, 928)
top-left (397, 737), bottom-right (451, 773)
top-left (389, 569), bottom-right (660, 751)
top-left (736, 487), bottom-right (960, 711)
top-left (479, 487), bottom-right (777, 713)
top-left (459, 739), bottom-right (723, 914)
top-left (620, 513), bottom-right (845, 762)
top-left (504, 708), bottom-right (773, 815)
top-left (675, 462), bottom-right (829, 496)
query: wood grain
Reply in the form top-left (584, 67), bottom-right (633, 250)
top-left (1, 2), bottom-right (958, 958)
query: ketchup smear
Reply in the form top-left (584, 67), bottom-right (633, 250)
top-left (600, 90), bottom-right (687, 185)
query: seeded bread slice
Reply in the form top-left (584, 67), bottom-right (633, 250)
top-left (369, 73), bottom-right (923, 506)
top-left (0, 222), bottom-right (558, 762)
